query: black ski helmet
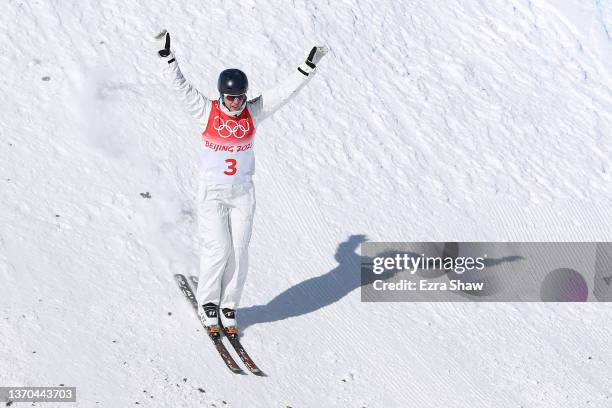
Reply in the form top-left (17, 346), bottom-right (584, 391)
top-left (217, 69), bottom-right (248, 95)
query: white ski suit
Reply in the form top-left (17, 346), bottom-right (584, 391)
top-left (162, 56), bottom-right (316, 310)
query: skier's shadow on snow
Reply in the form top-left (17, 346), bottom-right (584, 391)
top-left (238, 237), bottom-right (525, 330)
top-left (238, 234), bottom-right (369, 331)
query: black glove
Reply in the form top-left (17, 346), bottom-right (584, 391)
top-left (298, 46), bottom-right (329, 76)
top-left (154, 29), bottom-right (175, 63)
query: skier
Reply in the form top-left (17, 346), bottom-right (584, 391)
top-left (155, 30), bottom-right (327, 337)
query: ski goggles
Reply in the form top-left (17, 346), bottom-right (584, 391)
top-left (224, 94), bottom-right (247, 102)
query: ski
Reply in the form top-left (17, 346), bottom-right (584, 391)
top-left (224, 333), bottom-right (266, 376)
top-left (174, 274), bottom-right (245, 375)
top-left (189, 275), bottom-right (266, 376)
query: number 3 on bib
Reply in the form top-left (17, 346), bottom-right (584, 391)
top-left (224, 158), bottom-right (237, 176)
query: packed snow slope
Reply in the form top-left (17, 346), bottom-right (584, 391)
top-left (1, 0), bottom-right (612, 407)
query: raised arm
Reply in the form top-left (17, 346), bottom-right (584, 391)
top-left (249, 46), bottom-right (328, 124)
top-left (154, 30), bottom-right (211, 128)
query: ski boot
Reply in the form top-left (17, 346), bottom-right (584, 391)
top-left (220, 308), bottom-right (239, 339)
top-left (200, 303), bottom-right (221, 339)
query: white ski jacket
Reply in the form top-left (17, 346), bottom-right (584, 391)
top-left (162, 57), bottom-right (315, 184)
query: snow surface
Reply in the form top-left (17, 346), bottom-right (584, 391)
top-left (1, 0), bottom-right (612, 406)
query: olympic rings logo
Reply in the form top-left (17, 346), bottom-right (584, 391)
top-left (212, 116), bottom-right (251, 139)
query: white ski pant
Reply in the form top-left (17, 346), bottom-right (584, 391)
top-left (196, 181), bottom-right (255, 311)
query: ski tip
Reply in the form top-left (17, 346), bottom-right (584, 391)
top-left (232, 368), bottom-right (248, 375)
top-left (251, 369), bottom-right (267, 377)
